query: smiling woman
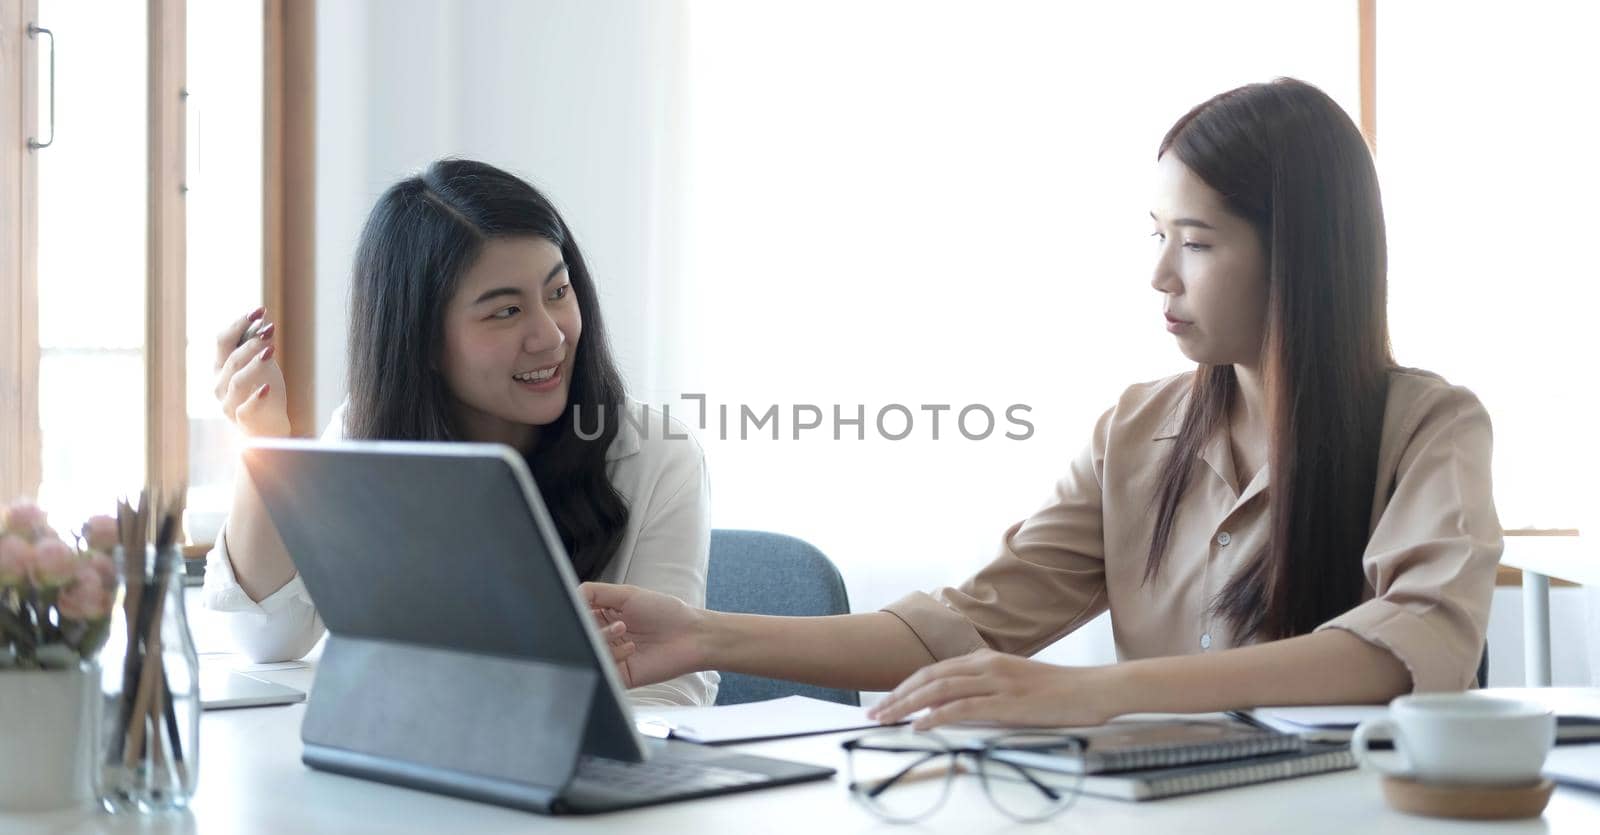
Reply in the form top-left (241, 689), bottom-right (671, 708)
top-left (441, 237), bottom-right (583, 446)
top-left (201, 159), bottom-right (718, 707)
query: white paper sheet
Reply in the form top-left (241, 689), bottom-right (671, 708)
top-left (1252, 705), bottom-right (1385, 729)
top-left (634, 695), bottom-right (889, 744)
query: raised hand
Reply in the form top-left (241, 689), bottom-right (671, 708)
top-left (214, 307), bottom-right (290, 438)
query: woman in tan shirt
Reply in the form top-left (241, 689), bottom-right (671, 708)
top-left (583, 78), bottom-right (1501, 728)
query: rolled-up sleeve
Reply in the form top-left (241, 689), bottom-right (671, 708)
top-left (1316, 385), bottom-right (1502, 692)
top-left (884, 408), bottom-right (1111, 660)
top-left (201, 405), bottom-right (344, 663)
top-left (201, 525), bottom-right (327, 662)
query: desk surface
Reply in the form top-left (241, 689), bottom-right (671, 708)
top-left (5, 663), bottom-right (1600, 834)
top-left (1501, 535), bottom-right (1599, 586)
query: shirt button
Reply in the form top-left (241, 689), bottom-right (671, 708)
top-left (1216, 531), bottom-right (1232, 547)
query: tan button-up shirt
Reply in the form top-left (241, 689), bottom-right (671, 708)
top-left (884, 368), bottom-right (1501, 692)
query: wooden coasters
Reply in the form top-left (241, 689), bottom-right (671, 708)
top-left (1381, 775), bottom-right (1555, 820)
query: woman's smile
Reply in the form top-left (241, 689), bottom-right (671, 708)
top-left (513, 361), bottom-right (563, 392)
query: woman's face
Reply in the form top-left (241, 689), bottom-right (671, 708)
top-left (440, 236), bottom-right (582, 448)
top-left (1149, 154), bottom-right (1269, 368)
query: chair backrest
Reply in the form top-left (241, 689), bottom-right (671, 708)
top-left (706, 530), bottom-right (860, 706)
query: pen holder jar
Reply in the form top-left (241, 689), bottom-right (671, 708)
top-left (96, 544), bottom-right (201, 812)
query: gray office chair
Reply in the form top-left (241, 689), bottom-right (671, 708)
top-left (706, 530), bottom-right (860, 707)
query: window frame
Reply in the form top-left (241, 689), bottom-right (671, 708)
top-left (1, 0), bottom-right (43, 504)
top-left (148, 0), bottom-right (187, 498)
top-left (1, 0), bottom-right (314, 538)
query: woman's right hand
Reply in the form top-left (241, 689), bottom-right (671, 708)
top-left (215, 307), bottom-right (290, 438)
top-left (581, 581), bottom-right (708, 689)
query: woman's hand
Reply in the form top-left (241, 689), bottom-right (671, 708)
top-left (580, 581), bottom-right (707, 689)
top-left (215, 307), bottom-right (290, 438)
top-left (867, 649), bottom-right (1122, 731)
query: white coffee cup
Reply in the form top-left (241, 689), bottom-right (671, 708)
top-left (1350, 694), bottom-right (1555, 785)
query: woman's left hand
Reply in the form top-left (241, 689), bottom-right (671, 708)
top-left (867, 649), bottom-right (1122, 731)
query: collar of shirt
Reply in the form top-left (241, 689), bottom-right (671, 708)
top-left (1151, 396), bottom-right (1269, 504)
top-left (604, 402), bottom-right (645, 462)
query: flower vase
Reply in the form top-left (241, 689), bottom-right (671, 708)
top-left (0, 661), bottom-right (99, 811)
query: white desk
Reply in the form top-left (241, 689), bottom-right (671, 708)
top-left (4, 664), bottom-right (1600, 834)
top-left (1501, 534), bottom-right (1598, 686)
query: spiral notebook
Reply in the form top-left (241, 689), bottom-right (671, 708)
top-left (995, 743), bottom-right (1356, 802)
top-left (990, 716), bottom-right (1305, 775)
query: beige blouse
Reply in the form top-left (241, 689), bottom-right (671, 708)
top-left (884, 368), bottom-right (1502, 692)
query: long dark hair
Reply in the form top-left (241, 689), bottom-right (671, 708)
top-left (1144, 78), bottom-right (1394, 642)
top-left (345, 158), bottom-right (630, 580)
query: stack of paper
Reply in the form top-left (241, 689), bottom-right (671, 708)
top-left (634, 695), bottom-right (888, 744)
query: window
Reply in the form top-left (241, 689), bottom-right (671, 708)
top-left (1377, 0), bottom-right (1600, 529)
top-left (33, 0), bottom-right (149, 529)
top-left (2, 0), bottom-right (311, 547)
top-left (185, 0), bottom-right (265, 542)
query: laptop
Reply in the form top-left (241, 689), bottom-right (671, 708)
top-left (241, 438), bottom-right (834, 814)
top-left (199, 656), bottom-right (306, 710)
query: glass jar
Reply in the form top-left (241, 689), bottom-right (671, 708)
top-left (96, 544), bottom-right (201, 812)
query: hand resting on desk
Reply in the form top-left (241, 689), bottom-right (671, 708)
top-left (866, 649), bottom-right (1121, 730)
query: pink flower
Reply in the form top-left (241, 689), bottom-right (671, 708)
top-left (82, 515), bottom-right (119, 553)
top-left (30, 538), bottom-right (78, 587)
top-left (0, 535), bottom-right (36, 587)
top-left (2, 498), bottom-right (47, 540)
top-left (57, 564), bottom-right (112, 620)
top-left (88, 550), bottom-right (118, 590)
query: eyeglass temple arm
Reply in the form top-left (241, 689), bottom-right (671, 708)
top-left (854, 751), bottom-right (952, 800)
top-left (980, 754), bottom-right (1067, 801)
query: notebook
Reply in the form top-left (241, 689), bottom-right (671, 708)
top-left (994, 743), bottom-right (1355, 802)
top-left (1543, 743), bottom-right (1600, 793)
top-left (198, 660), bottom-right (306, 710)
top-left (984, 716), bottom-right (1304, 774)
top-left (1248, 687), bottom-right (1600, 745)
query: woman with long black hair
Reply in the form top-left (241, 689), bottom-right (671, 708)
top-left (204, 159), bottom-right (715, 706)
top-left (582, 78), bottom-right (1501, 726)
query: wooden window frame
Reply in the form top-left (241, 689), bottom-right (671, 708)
top-left (148, 0), bottom-right (187, 499)
top-left (0, 0), bottom-right (189, 504)
top-left (1358, 0), bottom-right (1376, 152)
top-left (4, 0), bottom-right (314, 534)
top-left (1, 0), bottom-right (42, 504)
top-left (264, 0), bottom-right (316, 440)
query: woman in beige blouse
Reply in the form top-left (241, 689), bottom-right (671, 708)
top-left (581, 78), bottom-right (1501, 728)
top-left (205, 159), bottom-right (716, 705)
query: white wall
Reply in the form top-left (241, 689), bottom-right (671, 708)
top-left (310, 1), bottom-right (1597, 684)
top-left (313, 0), bottom-right (687, 432)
